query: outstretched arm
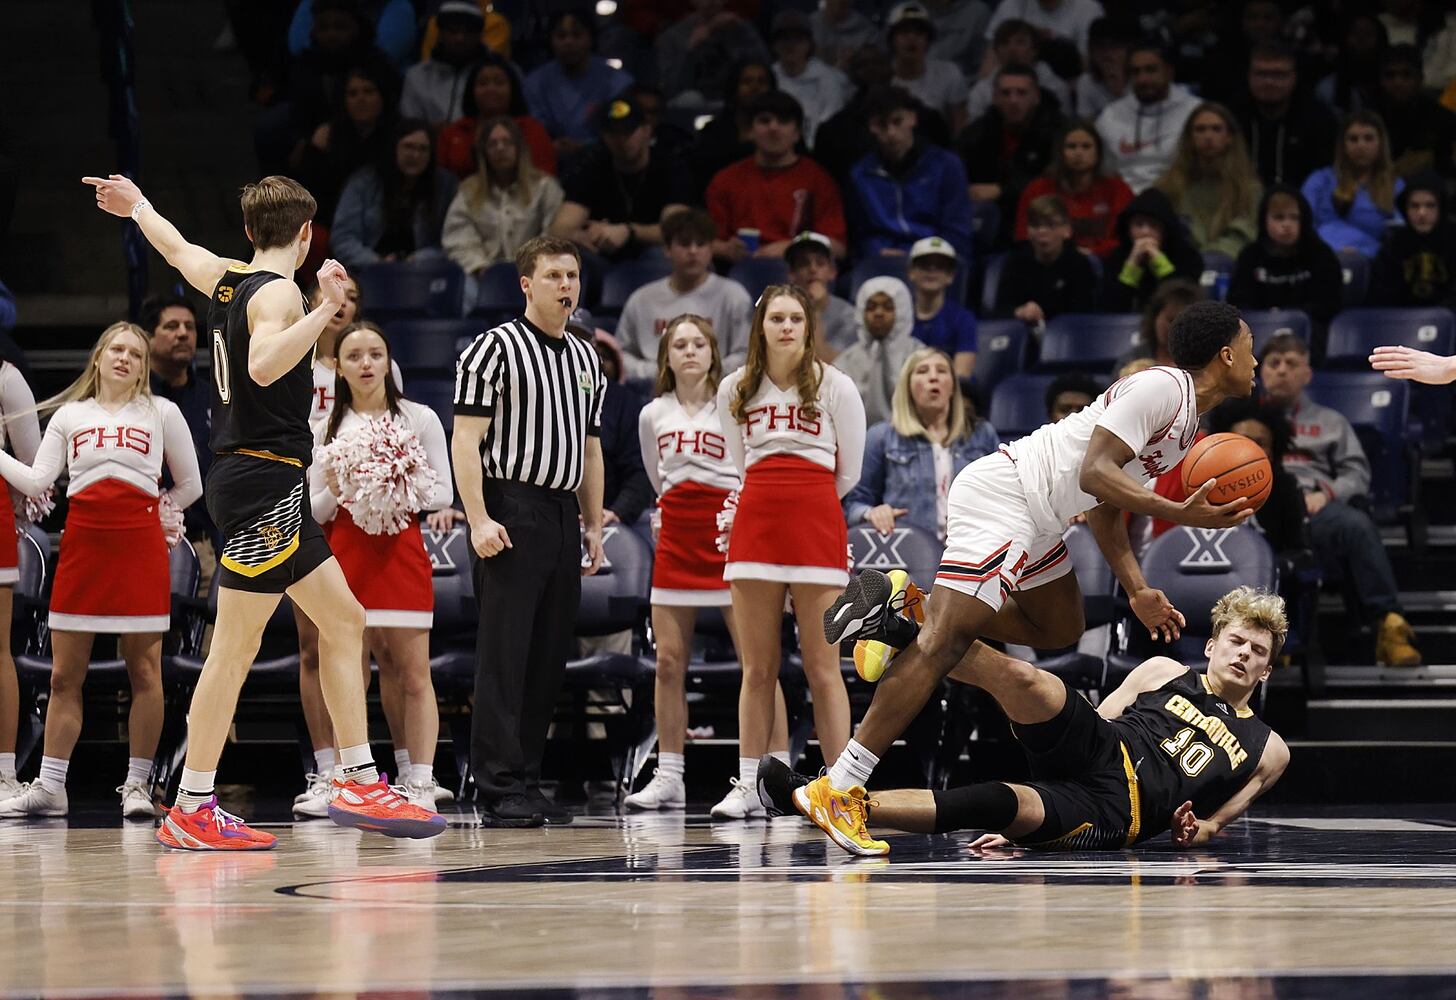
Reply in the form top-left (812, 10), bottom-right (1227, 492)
top-left (83, 174), bottom-right (239, 296)
top-left (246, 259), bottom-right (348, 386)
top-left (1369, 346), bottom-right (1456, 385)
top-left (1170, 734), bottom-right (1290, 847)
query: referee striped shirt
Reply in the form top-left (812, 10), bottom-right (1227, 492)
top-left (454, 316), bottom-right (606, 492)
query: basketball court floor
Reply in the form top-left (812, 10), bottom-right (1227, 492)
top-left (3, 802), bottom-right (1456, 998)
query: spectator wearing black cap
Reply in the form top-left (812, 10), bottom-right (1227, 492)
top-left (850, 87), bottom-right (974, 261)
top-left (958, 64), bottom-right (1065, 246)
top-left (771, 11), bottom-right (853, 148)
top-left (524, 10), bottom-right (633, 162)
top-left (888, 2), bottom-right (970, 136)
top-left (551, 95), bottom-right (693, 262)
top-left (705, 91), bottom-right (848, 264)
top-left (655, 1), bottom-right (770, 103)
top-left (1373, 44), bottom-right (1456, 180)
top-left (399, 1), bottom-right (487, 128)
top-left (786, 232), bottom-right (858, 357)
top-left (1232, 41), bottom-right (1340, 189)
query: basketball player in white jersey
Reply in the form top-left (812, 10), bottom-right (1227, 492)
top-left (809, 301), bottom-right (1260, 855)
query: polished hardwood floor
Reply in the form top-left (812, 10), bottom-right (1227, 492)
top-left (3, 803), bottom-right (1456, 998)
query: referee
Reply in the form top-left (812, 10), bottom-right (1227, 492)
top-left (452, 235), bottom-right (606, 827)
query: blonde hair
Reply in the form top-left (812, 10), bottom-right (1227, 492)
top-left (240, 175), bottom-right (316, 250)
top-left (654, 313), bottom-right (723, 397)
top-left (466, 116), bottom-right (543, 208)
top-left (730, 284), bottom-right (823, 423)
top-left (1333, 110), bottom-right (1398, 216)
top-left (1155, 102), bottom-right (1260, 248)
top-left (39, 322), bottom-right (152, 414)
top-left (890, 347), bottom-right (970, 445)
top-left (1210, 586), bottom-right (1288, 659)
top-left (1118, 356), bottom-right (1158, 378)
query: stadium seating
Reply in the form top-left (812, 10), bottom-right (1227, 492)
top-left (10, 525), bottom-right (51, 771)
top-left (408, 377), bottom-right (459, 434)
top-left (1242, 309), bottom-right (1312, 356)
top-left (385, 319), bottom-right (482, 375)
top-left (988, 372), bottom-right (1057, 441)
top-left (1305, 372), bottom-right (1418, 526)
top-left (979, 253), bottom-right (1006, 314)
top-left (727, 257), bottom-right (789, 301)
top-left (426, 525), bottom-right (481, 794)
top-left (1200, 250), bottom-right (1236, 300)
top-left (1039, 313), bottom-right (1141, 373)
top-left (971, 318), bottom-right (1030, 392)
top-left (359, 259), bottom-right (465, 320)
top-left (467, 260), bottom-right (526, 320)
top-left (1336, 249), bottom-right (1370, 309)
top-left (598, 257), bottom-right (673, 317)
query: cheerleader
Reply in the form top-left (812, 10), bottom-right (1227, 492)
top-left (0, 323), bottom-right (201, 819)
top-left (0, 357), bottom-right (41, 800)
top-left (309, 322), bottom-right (453, 810)
top-left (626, 315), bottom-right (790, 810)
top-left (714, 285), bottom-right (866, 819)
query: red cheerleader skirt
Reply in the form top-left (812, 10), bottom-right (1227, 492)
top-left (0, 517), bottom-right (17, 586)
top-left (51, 479), bottom-right (169, 633)
top-left (325, 507), bottom-right (434, 628)
top-left (652, 481), bottom-right (732, 607)
top-left (725, 454), bottom-right (848, 587)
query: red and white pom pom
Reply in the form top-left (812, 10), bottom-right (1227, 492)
top-left (316, 413), bottom-right (440, 535)
top-left (158, 492), bottom-right (186, 549)
top-left (19, 486), bottom-right (56, 526)
top-left (714, 489), bottom-right (739, 554)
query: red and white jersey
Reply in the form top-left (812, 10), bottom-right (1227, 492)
top-left (637, 394), bottom-right (740, 496)
top-left (0, 395), bottom-right (202, 507)
top-left (308, 398), bottom-right (454, 524)
top-left (1, 362), bottom-right (42, 516)
top-left (1005, 365), bottom-right (1199, 532)
top-left (716, 363), bottom-right (866, 498)
top-left (309, 359), bottom-right (404, 427)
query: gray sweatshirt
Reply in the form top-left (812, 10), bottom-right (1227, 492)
top-left (834, 276), bottom-right (923, 427)
top-left (617, 273), bottom-right (753, 380)
top-left (1281, 392), bottom-right (1371, 501)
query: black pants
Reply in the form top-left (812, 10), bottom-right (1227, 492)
top-left (470, 480), bottom-right (581, 800)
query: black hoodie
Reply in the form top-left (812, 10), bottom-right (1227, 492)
top-left (1101, 188), bottom-right (1205, 313)
top-left (1227, 184), bottom-right (1345, 324)
top-left (1371, 174), bottom-right (1456, 308)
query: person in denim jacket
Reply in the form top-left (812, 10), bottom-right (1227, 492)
top-left (843, 345), bottom-right (999, 540)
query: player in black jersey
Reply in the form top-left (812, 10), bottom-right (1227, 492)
top-left (84, 173), bottom-right (444, 848)
top-left (759, 586), bottom-right (1290, 853)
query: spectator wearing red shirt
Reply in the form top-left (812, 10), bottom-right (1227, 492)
top-left (435, 53), bottom-right (557, 181)
top-left (1014, 118), bottom-right (1132, 257)
top-left (706, 91), bottom-right (848, 263)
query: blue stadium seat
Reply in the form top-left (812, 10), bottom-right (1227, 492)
top-left (1326, 308), bottom-right (1455, 450)
top-left (988, 372), bottom-right (1057, 442)
top-left (1111, 525), bottom-right (1277, 670)
top-left (468, 260), bottom-right (525, 319)
top-left (1242, 309), bottom-right (1311, 357)
top-left (1305, 372), bottom-right (1417, 523)
top-left (598, 257), bottom-right (672, 316)
top-left (848, 522), bottom-right (943, 593)
top-left (385, 319), bottom-right (482, 374)
top-left (979, 252), bottom-right (1006, 314)
top-left (1336, 249), bottom-right (1370, 308)
top-left (971, 318), bottom-right (1029, 392)
top-left (358, 259), bottom-right (465, 320)
top-left (971, 200), bottom-right (1000, 257)
top-left (1039, 313), bottom-right (1141, 373)
top-left (1200, 250), bottom-right (1236, 300)
top-left (409, 377), bottom-right (458, 434)
top-left (728, 257), bottom-right (789, 301)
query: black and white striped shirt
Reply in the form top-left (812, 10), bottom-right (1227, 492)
top-left (454, 317), bottom-right (606, 491)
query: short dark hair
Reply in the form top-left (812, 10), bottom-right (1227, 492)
top-left (1209, 396), bottom-right (1292, 461)
top-left (1139, 278), bottom-right (1203, 353)
top-left (1382, 43), bottom-right (1423, 74)
top-left (1045, 372), bottom-right (1101, 418)
top-left (514, 235), bottom-right (581, 278)
top-left (994, 62), bottom-right (1039, 88)
top-left (992, 17), bottom-right (1038, 47)
top-left (548, 9), bottom-right (595, 44)
top-left (1249, 40), bottom-right (1298, 68)
top-left (1260, 330), bottom-right (1310, 361)
top-left (863, 85), bottom-right (920, 122)
top-left (1128, 37), bottom-right (1174, 67)
top-left (747, 89), bottom-right (805, 128)
top-left (1026, 194), bottom-right (1070, 227)
top-left (1169, 301), bottom-right (1243, 369)
top-left (661, 208), bottom-right (716, 247)
top-left (139, 293), bottom-right (197, 335)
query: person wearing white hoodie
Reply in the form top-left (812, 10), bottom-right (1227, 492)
top-left (835, 276), bottom-right (923, 427)
top-left (1095, 40), bottom-right (1199, 193)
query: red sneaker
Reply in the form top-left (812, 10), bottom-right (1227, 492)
top-left (327, 778), bottom-right (447, 839)
top-left (155, 796), bottom-right (278, 851)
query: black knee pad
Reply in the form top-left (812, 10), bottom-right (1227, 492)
top-left (931, 781), bottom-right (1020, 834)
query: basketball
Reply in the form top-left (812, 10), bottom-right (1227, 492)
top-left (1180, 433), bottom-right (1273, 512)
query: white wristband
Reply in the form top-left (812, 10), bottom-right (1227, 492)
top-left (130, 199), bottom-right (151, 222)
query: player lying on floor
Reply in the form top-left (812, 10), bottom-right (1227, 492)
top-left (759, 586), bottom-right (1290, 852)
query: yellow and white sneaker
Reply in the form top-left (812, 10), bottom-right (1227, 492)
top-left (792, 775), bottom-right (889, 857)
top-left (852, 569), bottom-right (925, 682)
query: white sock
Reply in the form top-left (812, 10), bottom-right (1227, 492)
top-left (769, 750), bottom-right (791, 769)
top-left (38, 756), bottom-right (69, 794)
top-left (313, 747), bottom-right (337, 774)
top-left (827, 739), bottom-right (878, 791)
top-left (657, 751), bottom-right (685, 781)
top-left (738, 756), bottom-right (757, 786)
top-left (125, 757), bottom-right (151, 787)
top-left (393, 748), bottom-right (412, 778)
top-left (409, 762), bottom-right (434, 785)
top-left (0, 752), bottom-right (15, 779)
top-left (176, 767), bottom-right (216, 813)
top-left (338, 744), bottom-right (378, 786)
